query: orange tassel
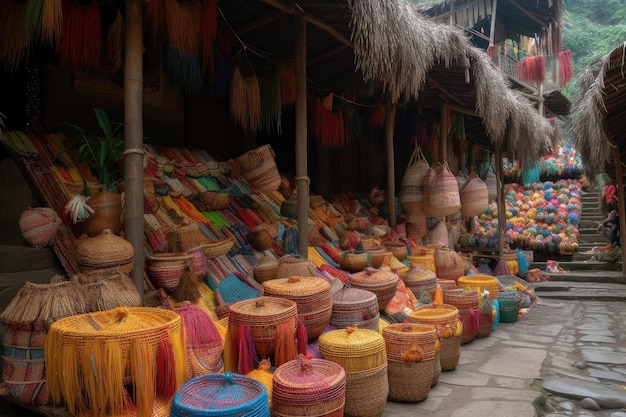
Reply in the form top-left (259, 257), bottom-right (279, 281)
top-left (224, 324), bottom-right (237, 372)
top-left (156, 339), bottom-right (176, 398)
top-left (274, 321), bottom-right (297, 367)
top-left (296, 320), bottom-right (308, 355)
top-left (433, 285), bottom-right (443, 306)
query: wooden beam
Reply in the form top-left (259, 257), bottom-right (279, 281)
top-left (385, 94), bottom-right (397, 229)
top-left (447, 103), bottom-right (479, 118)
top-left (295, 11), bottom-right (309, 258)
top-left (508, 0), bottom-right (546, 27)
top-left (495, 146), bottom-right (505, 257)
top-left (260, 0), bottom-right (353, 48)
top-left (237, 10), bottom-right (284, 35)
top-left (426, 75), bottom-right (466, 106)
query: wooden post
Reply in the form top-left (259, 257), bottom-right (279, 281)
top-left (537, 83), bottom-right (545, 116)
top-left (384, 94), bottom-right (396, 229)
top-left (613, 148), bottom-right (626, 275)
top-left (124, 0), bottom-right (145, 300)
top-left (495, 147), bottom-right (506, 257)
top-left (489, 0), bottom-right (498, 46)
top-left (440, 105), bottom-right (449, 163)
top-left (295, 12), bottom-right (309, 258)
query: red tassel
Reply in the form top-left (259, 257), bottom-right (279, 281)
top-left (56, 0), bottom-right (102, 72)
top-left (534, 55), bottom-right (546, 84)
top-left (200, 0), bottom-right (218, 79)
top-left (487, 44), bottom-right (497, 59)
top-left (155, 339), bottom-right (177, 398)
top-left (274, 321), bottom-right (297, 367)
top-left (296, 320), bottom-right (308, 354)
top-left (558, 50), bottom-right (573, 87)
top-left (174, 304), bottom-right (222, 347)
top-left (369, 105), bottom-right (385, 128)
top-left (237, 324), bottom-right (257, 374)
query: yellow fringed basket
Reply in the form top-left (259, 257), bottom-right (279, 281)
top-left (457, 275), bottom-right (500, 299)
top-left (45, 307), bottom-right (188, 417)
top-left (318, 327), bottom-right (386, 373)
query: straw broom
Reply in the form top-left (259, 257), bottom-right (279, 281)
top-left (56, 0), bottom-right (102, 72)
top-left (172, 265), bottom-right (202, 303)
top-left (0, 0), bottom-right (31, 72)
top-left (42, 0), bottom-right (62, 44)
top-left (163, 0), bottom-right (201, 57)
top-left (230, 66), bottom-right (262, 132)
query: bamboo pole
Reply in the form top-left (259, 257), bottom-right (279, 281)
top-left (440, 105), bottom-right (449, 163)
top-left (537, 83), bottom-right (545, 116)
top-left (384, 93), bottom-right (396, 229)
top-left (124, 0), bottom-right (145, 300)
top-left (495, 147), bottom-right (505, 257)
top-left (295, 12), bottom-right (309, 258)
top-left (613, 148), bottom-right (626, 275)
top-left (489, 0), bottom-right (498, 45)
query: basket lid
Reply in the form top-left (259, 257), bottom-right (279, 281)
top-left (262, 276), bottom-right (330, 297)
top-left (318, 327), bottom-right (385, 357)
top-left (398, 264), bottom-right (437, 281)
top-left (273, 356), bottom-right (345, 392)
top-left (348, 269), bottom-right (399, 286)
top-left (76, 229), bottom-right (134, 266)
top-left (409, 304), bottom-right (459, 321)
top-left (382, 322), bottom-right (437, 339)
top-left (331, 287), bottom-right (377, 306)
top-left (172, 373), bottom-right (268, 415)
top-left (228, 296), bottom-right (298, 326)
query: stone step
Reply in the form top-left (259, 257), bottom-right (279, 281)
top-left (530, 260), bottom-right (622, 273)
top-left (0, 245), bottom-right (60, 273)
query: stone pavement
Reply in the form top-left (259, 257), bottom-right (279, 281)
top-left (382, 284), bottom-right (626, 417)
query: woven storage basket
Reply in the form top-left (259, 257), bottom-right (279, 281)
top-left (45, 307), bottom-right (187, 417)
top-left (76, 229), bottom-right (134, 274)
top-left (84, 191), bottom-right (123, 237)
top-left (498, 291), bottom-right (522, 323)
top-left (201, 191), bottom-right (230, 210)
top-left (399, 264), bottom-right (437, 300)
top-left (202, 237), bottom-right (235, 259)
top-left (407, 254), bottom-right (436, 273)
top-left (228, 296), bottom-right (299, 361)
top-left (330, 287), bottom-right (380, 331)
top-left (365, 245), bottom-right (391, 268)
top-left (428, 161), bottom-right (461, 217)
top-left (400, 145), bottom-right (430, 213)
top-left (234, 144), bottom-right (281, 194)
top-left (433, 247), bottom-right (465, 281)
top-left (443, 289), bottom-right (479, 344)
top-left (248, 221), bottom-right (278, 251)
top-left (272, 356), bottom-right (346, 417)
top-left (460, 173), bottom-right (489, 217)
top-left (457, 275), bottom-right (500, 299)
top-left (276, 255), bottom-right (318, 279)
top-left (387, 358), bottom-right (434, 403)
top-left (340, 250), bottom-right (368, 272)
top-left (318, 327), bottom-right (386, 373)
top-left (438, 279), bottom-right (458, 291)
top-left (18, 207), bottom-right (58, 248)
top-left (382, 323), bottom-right (438, 362)
top-left (186, 245), bottom-right (208, 280)
top-left (253, 256), bottom-right (279, 284)
top-left (167, 224), bottom-right (210, 253)
top-left (409, 304), bottom-right (462, 371)
top-left (170, 373), bottom-right (270, 417)
top-left (383, 241), bottom-right (408, 261)
top-left (72, 268), bottom-right (143, 311)
top-left (348, 269), bottom-right (399, 311)
top-left (262, 277), bottom-right (332, 341)
top-left (146, 253), bottom-right (192, 292)
top-left (343, 363), bottom-right (388, 417)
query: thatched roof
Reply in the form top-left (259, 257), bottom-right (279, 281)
top-left (569, 43), bottom-right (626, 180)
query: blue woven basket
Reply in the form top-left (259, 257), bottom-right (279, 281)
top-left (171, 373), bottom-right (270, 417)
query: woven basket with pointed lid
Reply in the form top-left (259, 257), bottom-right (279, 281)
top-left (409, 304), bottom-right (462, 371)
top-left (348, 269), bottom-right (399, 311)
top-left (330, 287), bottom-right (379, 331)
top-left (262, 276), bottom-right (332, 341)
top-left (45, 307), bottom-right (187, 417)
top-left (76, 229), bottom-right (134, 274)
top-left (272, 355), bottom-right (346, 417)
top-left (276, 255), bottom-right (317, 279)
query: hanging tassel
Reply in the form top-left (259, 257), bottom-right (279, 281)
top-left (105, 10), bottom-right (125, 72)
top-left (200, 0), bottom-right (218, 79)
top-left (534, 55), bottom-right (546, 84)
top-left (23, 0), bottom-right (44, 42)
top-left (224, 324), bottom-right (237, 372)
top-left (130, 338), bottom-right (156, 417)
top-left (229, 66), bottom-right (262, 132)
top-left (433, 285), bottom-right (443, 306)
top-left (401, 343), bottom-right (424, 363)
top-left (56, 0), bottom-right (103, 72)
top-left (156, 338), bottom-right (177, 398)
top-left (163, 0), bottom-right (201, 57)
top-left (237, 324), bottom-right (257, 374)
top-left (172, 265), bottom-right (202, 303)
top-left (261, 70), bottom-right (282, 135)
top-left (296, 320), bottom-right (308, 356)
top-left (558, 50), bottom-right (573, 87)
top-left (165, 42), bottom-right (203, 95)
top-left (321, 93), bottom-right (333, 111)
top-left (369, 105), bottom-right (385, 128)
top-left (102, 340), bottom-right (125, 416)
top-left (274, 321), bottom-right (297, 367)
top-left (0, 0), bottom-right (31, 71)
top-left (42, 0), bottom-right (62, 44)
top-left (144, 0), bottom-right (163, 47)
top-left (175, 304), bottom-right (222, 347)
top-left (279, 60), bottom-right (296, 107)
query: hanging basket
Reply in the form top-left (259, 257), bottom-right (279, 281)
top-left (233, 144), bottom-right (281, 194)
top-left (18, 207), bottom-right (59, 248)
top-left (460, 173), bottom-right (489, 217)
top-left (428, 161), bottom-right (461, 217)
top-left (400, 144), bottom-right (430, 213)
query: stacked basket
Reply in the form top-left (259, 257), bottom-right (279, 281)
top-left (398, 264), bottom-right (438, 301)
top-left (318, 328), bottom-right (388, 417)
top-left (272, 356), bottom-right (346, 417)
top-left (330, 287), bottom-right (380, 331)
top-left (364, 245), bottom-right (391, 269)
top-left (348, 269), bottom-right (399, 311)
top-left (443, 288), bottom-right (479, 344)
top-left (340, 250), bottom-right (368, 272)
top-left (382, 323), bottom-right (439, 402)
top-left (262, 276), bottom-right (332, 341)
top-left (409, 304), bottom-right (462, 372)
top-left (170, 373), bottom-right (270, 417)
top-left (457, 275), bottom-right (500, 299)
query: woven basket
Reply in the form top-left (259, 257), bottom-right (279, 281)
top-left (348, 269), bottom-right (399, 311)
top-left (253, 256), bottom-right (279, 284)
top-left (433, 247), bottom-right (465, 281)
top-left (202, 237), bottom-right (235, 259)
top-left (330, 287), bottom-right (380, 331)
top-left (228, 296), bottom-right (299, 360)
top-left (146, 253), bottom-right (192, 292)
top-left (85, 191), bottom-right (124, 237)
top-left (428, 161), bottom-right (461, 217)
top-left (167, 224), bottom-right (210, 253)
top-left (400, 145), bottom-right (430, 211)
top-left (457, 275), bottom-right (500, 299)
top-left (186, 245), bottom-right (208, 280)
top-left (170, 373), bottom-right (269, 417)
top-left (272, 356), bottom-right (346, 417)
top-left (365, 245), bottom-right (391, 268)
top-left (281, 200), bottom-right (297, 219)
top-left (477, 310), bottom-right (494, 338)
top-left (384, 241), bottom-right (408, 261)
top-left (18, 207), bottom-right (58, 248)
top-left (460, 173), bottom-right (489, 217)
top-left (340, 250), bottom-right (368, 272)
top-left (76, 229), bottom-right (134, 274)
top-left (45, 307), bottom-right (187, 416)
top-left (399, 264), bottom-right (437, 300)
top-left (382, 323), bottom-right (438, 362)
top-left (234, 144), bottom-right (281, 194)
top-left (72, 268), bottom-right (143, 311)
top-left (438, 279), bottom-right (458, 291)
top-left (201, 191), bottom-right (230, 210)
top-left (262, 276), bottom-right (332, 341)
top-left (387, 358), bottom-right (434, 403)
top-left (276, 255), bottom-right (318, 279)
top-left (409, 304), bottom-right (461, 371)
top-left (343, 363), bottom-right (388, 417)
top-left (443, 289), bottom-right (479, 344)
top-left (498, 291), bottom-right (522, 323)
top-left (248, 222), bottom-right (277, 251)
top-left (318, 327), bottom-right (386, 373)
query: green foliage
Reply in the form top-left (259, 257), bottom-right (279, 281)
top-left (65, 108), bottom-right (125, 192)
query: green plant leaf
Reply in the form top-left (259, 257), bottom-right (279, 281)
top-left (94, 108), bottom-right (113, 139)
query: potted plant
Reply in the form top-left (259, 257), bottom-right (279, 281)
top-left (65, 107), bottom-right (125, 193)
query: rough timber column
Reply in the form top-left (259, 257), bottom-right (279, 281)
top-left (124, 0), bottom-right (145, 299)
